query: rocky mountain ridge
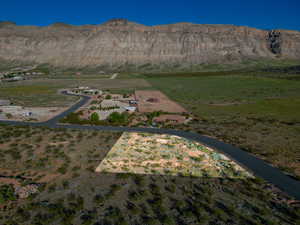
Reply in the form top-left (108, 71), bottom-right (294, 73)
top-left (0, 19), bottom-right (299, 68)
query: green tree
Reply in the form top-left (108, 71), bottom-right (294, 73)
top-left (60, 112), bottom-right (81, 123)
top-left (90, 112), bottom-right (100, 122)
top-left (108, 112), bottom-right (128, 124)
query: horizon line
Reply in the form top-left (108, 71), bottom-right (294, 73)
top-left (0, 19), bottom-right (299, 32)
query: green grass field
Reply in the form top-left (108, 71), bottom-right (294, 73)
top-left (146, 74), bottom-right (300, 178)
top-left (0, 84), bottom-right (78, 107)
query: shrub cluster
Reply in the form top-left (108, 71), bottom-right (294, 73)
top-left (0, 184), bottom-right (16, 203)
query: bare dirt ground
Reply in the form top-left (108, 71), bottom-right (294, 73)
top-left (0, 106), bottom-right (67, 122)
top-left (135, 90), bottom-right (187, 113)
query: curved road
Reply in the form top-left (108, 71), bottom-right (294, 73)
top-left (1, 92), bottom-right (300, 200)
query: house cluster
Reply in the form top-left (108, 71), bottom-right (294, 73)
top-left (94, 99), bottom-right (133, 120)
top-left (68, 86), bottom-right (137, 120)
top-left (68, 86), bottom-right (103, 95)
top-left (72, 88), bottom-right (190, 125)
top-left (87, 93), bottom-right (137, 120)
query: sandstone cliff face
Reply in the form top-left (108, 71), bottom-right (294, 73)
top-left (0, 19), bottom-right (299, 67)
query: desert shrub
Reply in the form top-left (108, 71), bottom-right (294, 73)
top-left (32, 212), bottom-right (55, 225)
top-left (106, 184), bottom-right (121, 198)
top-left (72, 166), bottom-right (81, 171)
top-left (142, 216), bottom-right (159, 225)
top-left (160, 215), bottom-right (176, 225)
top-left (35, 136), bottom-right (43, 142)
top-left (105, 206), bottom-right (122, 220)
top-left (72, 172), bottom-right (80, 178)
top-left (93, 194), bottom-right (105, 204)
top-left (9, 150), bottom-right (22, 160)
top-left (6, 113), bottom-right (13, 119)
top-left (57, 165), bottom-right (68, 174)
top-left (128, 190), bottom-right (141, 201)
top-left (116, 173), bottom-right (131, 179)
top-left (48, 184), bottom-right (56, 193)
top-left (0, 184), bottom-right (16, 203)
top-left (149, 183), bottom-right (161, 194)
top-left (133, 175), bottom-right (145, 186)
top-left (67, 192), bottom-right (76, 201)
top-left (190, 155), bottom-right (205, 162)
top-left (126, 201), bottom-right (141, 215)
top-left (165, 184), bottom-right (176, 193)
top-left (76, 195), bottom-right (84, 210)
top-left (86, 166), bottom-right (94, 172)
top-left (62, 180), bottom-right (69, 189)
top-left (16, 207), bottom-right (31, 223)
top-left (80, 214), bottom-right (93, 225)
top-left (38, 184), bottom-right (46, 192)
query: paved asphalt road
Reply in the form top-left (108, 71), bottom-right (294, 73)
top-left (0, 92), bottom-right (299, 200)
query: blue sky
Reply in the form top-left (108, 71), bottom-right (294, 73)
top-left (1, 0), bottom-right (299, 30)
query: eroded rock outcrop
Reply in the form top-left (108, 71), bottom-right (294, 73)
top-left (0, 19), bottom-right (299, 68)
top-left (267, 30), bottom-right (282, 55)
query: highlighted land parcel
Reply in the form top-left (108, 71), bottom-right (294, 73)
top-left (96, 132), bottom-right (253, 178)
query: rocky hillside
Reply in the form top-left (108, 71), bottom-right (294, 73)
top-left (0, 19), bottom-right (300, 68)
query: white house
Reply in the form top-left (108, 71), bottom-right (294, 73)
top-left (100, 100), bottom-right (129, 108)
top-left (124, 106), bottom-right (136, 112)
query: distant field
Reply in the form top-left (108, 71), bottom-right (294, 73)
top-left (35, 74), bottom-right (112, 79)
top-left (146, 75), bottom-right (300, 178)
top-left (0, 78), bottom-right (150, 107)
top-left (0, 84), bottom-right (78, 107)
